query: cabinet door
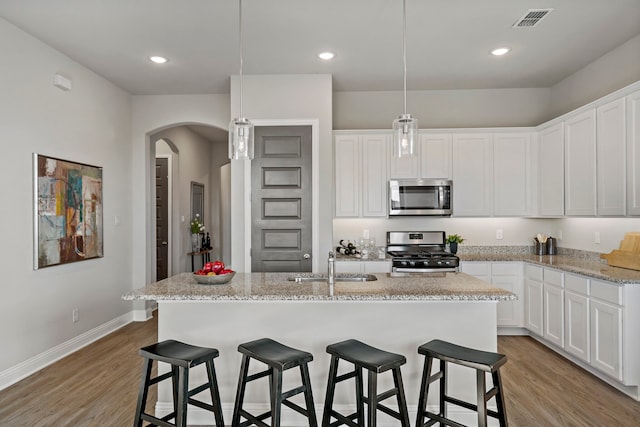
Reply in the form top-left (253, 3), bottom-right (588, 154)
top-left (597, 98), bottom-right (626, 216)
top-left (361, 134), bottom-right (389, 217)
top-left (565, 110), bottom-right (597, 216)
top-left (564, 291), bottom-right (590, 362)
top-left (420, 133), bottom-right (451, 179)
top-left (543, 284), bottom-right (564, 347)
top-left (627, 89), bottom-right (640, 216)
top-left (590, 299), bottom-right (623, 380)
top-left (538, 123), bottom-right (564, 216)
top-left (334, 135), bottom-right (360, 217)
top-left (389, 138), bottom-right (419, 179)
top-left (493, 133), bottom-right (532, 216)
top-left (452, 134), bottom-right (493, 216)
top-left (493, 275), bottom-right (521, 327)
top-left (525, 277), bottom-right (544, 336)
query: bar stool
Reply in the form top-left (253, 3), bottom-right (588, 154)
top-left (133, 339), bottom-right (224, 427)
top-left (322, 339), bottom-right (410, 427)
top-left (416, 339), bottom-right (508, 427)
top-left (232, 338), bottom-right (317, 427)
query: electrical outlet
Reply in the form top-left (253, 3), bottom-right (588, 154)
top-left (72, 308), bottom-right (79, 323)
top-left (595, 231), bottom-right (601, 244)
top-left (363, 229), bottom-right (370, 239)
top-left (496, 229), bottom-right (503, 240)
top-left (557, 230), bottom-right (563, 240)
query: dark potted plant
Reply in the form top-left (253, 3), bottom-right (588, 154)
top-left (446, 234), bottom-right (464, 254)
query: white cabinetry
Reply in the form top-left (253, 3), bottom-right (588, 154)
top-left (542, 268), bottom-right (564, 348)
top-left (460, 261), bottom-right (523, 329)
top-left (590, 279), bottom-right (623, 381)
top-left (493, 133), bottom-right (532, 216)
top-left (564, 273), bottom-right (590, 362)
top-left (389, 139), bottom-right (419, 179)
top-left (564, 110), bottom-right (597, 216)
top-left (419, 133), bottom-right (452, 179)
top-left (452, 134), bottom-right (493, 216)
top-left (524, 264), bottom-right (544, 336)
top-left (538, 123), bottom-right (565, 216)
top-left (627, 89), bottom-right (640, 216)
top-left (597, 98), bottom-right (626, 216)
top-left (334, 132), bottom-right (389, 217)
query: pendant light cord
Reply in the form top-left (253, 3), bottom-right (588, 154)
top-left (239, 0), bottom-right (244, 118)
top-left (402, 0), bottom-right (407, 116)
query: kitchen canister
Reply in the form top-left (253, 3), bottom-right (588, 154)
top-left (547, 237), bottom-right (557, 255)
top-left (533, 240), bottom-right (548, 255)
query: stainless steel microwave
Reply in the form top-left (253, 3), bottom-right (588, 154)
top-left (388, 179), bottom-right (452, 216)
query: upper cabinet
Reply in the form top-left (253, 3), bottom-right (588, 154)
top-left (627, 89), bottom-right (640, 216)
top-left (597, 98), bottom-right (626, 216)
top-left (419, 133), bottom-right (452, 179)
top-left (538, 123), bottom-right (565, 216)
top-left (389, 138), bottom-right (420, 179)
top-left (564, 110), bottom-right (597, 216)
top-left (493, 133), bottom-right (533, 216)
top-left (452, 134), bottom-right (493, 216)
top-left (334, 132), bottom-right (389, 218)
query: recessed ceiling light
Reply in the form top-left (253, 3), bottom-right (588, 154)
top-left (491, 47), bottom-right (511, 56)
top-left (149, 56), bottom-right (169, 64)
top-left (317, 52), bottom-right (336, 60)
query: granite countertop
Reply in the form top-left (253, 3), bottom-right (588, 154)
top-left (123, 272), bottom-right (515, 302)
top-left (457, 246), bottom-right (640, 284)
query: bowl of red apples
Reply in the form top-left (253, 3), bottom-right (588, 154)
top-left (193, 260), bottom-right (235, 284)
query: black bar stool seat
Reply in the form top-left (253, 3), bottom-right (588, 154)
top-left (232, 338), bottom-right (317, 427)
top-left (133, 339), bottom-right (224, 427)
top-left (416, 339), bottom-right (508, 427)
top-left (322, 339), bottom-right (410, 427)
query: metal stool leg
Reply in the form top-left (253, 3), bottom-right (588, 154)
top-left (415, 355), bottom-right (432, 427)
top-left (367, 370), bottom-right (378, 427)
top-left (392, 367), bottom-right (411, 427)
top-left (176, 366), bottom-right (189, 427)
top-left (232, 354), bottom-right (251, 426)
top-left (493, 370), bottom-right (508, 427)
top-left (322, 355), bottom-right (339, 426)
top-left (205, 359), bottom-right (225, 426)
top-left (133, 358), bottom-right (153, 427)
top-left (300, 362), bottom-right (318, 427)
top-left (355, 365), bottom-right (364, 425)
top-left (271, 368), bottom-right (284, 427)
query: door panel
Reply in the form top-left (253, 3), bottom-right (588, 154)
top-left (252, 126), bottom-right (312, 272)
top-left (155, 157), bottom-right (169, 280)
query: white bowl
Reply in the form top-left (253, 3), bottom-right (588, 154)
top-left (193, 271), bottom-right (235, 285)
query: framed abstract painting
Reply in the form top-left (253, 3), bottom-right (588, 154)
top-left (33, 153), bottom-right (103, 269)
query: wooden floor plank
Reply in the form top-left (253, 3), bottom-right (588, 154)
top-left (1, 312), bottom-right (639, 426)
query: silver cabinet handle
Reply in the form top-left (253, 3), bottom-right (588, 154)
top-left (303, 253), bottom-right (311, 259)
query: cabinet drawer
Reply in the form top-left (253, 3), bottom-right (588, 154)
top-left (460, 262), bottom-right (491, 276)
top-left (525, 264), bottom-right (543, 281)
top-left (544, 268), bottom-right (564, 287)
top-left (591, 279), bottom-right (623, 305)
top-left (565, 273), bottom-right (589, 295)
top-left (492, 262), bottom-right (521, 276)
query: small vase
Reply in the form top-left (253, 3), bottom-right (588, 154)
top-left (449, 242), bottom-right (458, 254)
top-left (191, 233), bottom-right (200, 253)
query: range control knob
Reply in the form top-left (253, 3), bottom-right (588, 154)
top-left (409, 261), bottom-right (416, 267)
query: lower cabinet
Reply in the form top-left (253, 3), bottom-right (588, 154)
top-left (524, 265), bottom-right (544, 336)
top-left (542, 268), bottom-right (564, 347)
top-left (564, 273), bottom-right (590, 362)
top-left (460, 261), bottom-right (523, 328)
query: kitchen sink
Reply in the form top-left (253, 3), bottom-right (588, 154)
top-left (288, 273), bottom-right (377, 283)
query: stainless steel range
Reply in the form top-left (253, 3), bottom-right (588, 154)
top-left (387, 231), bottom-right (459, 276)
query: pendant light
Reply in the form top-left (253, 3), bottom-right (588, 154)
top-left (229, 0), bottom-right (254, 160)
top-left (392, 0), bottom-right (418, 158)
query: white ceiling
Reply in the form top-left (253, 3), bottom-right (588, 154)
top-left (0, 0), bottom-right (639, 96)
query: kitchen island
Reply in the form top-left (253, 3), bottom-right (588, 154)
top-left (124, 272), bottom-right (514, 426)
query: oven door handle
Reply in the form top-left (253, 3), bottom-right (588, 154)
top-left (393, 267), bottom-right (458, 273)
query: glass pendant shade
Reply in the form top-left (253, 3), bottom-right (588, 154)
top-left (229, 117), bottom-right (254, 160)
top-left (393, 113), bottom-right (418, 157)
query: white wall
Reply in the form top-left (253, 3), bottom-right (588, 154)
top-left (0, 18), bottom-right (133, 377)
top-left (230, 74), bottom-right (333, 272)
top-left (333, 88), bottom-right (552, 130)
top-left (549, 34), bottom-right (640, 119)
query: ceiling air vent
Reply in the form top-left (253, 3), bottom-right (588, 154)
top-left (512, 9), bottom-right (553, 28)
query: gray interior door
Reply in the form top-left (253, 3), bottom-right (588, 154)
top-left (251, 126), bottom-right (312, 272)
top-left (155, 157), bottom-right (169, 280)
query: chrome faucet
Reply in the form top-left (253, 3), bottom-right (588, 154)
top-left (327, 251), bottom-right (335, 292)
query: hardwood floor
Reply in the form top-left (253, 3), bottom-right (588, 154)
top-left (1, 313), bottom-right (639, 426)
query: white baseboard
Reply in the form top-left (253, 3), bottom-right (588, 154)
top-left (0, 311), bottom-right (134, 391)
